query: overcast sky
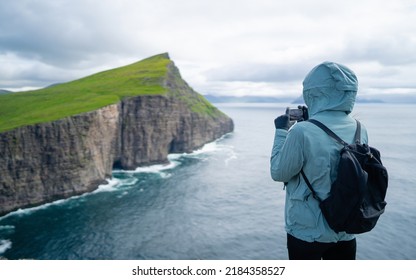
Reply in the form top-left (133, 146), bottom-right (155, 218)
top-left (1, 0), bottom-right (416, 99)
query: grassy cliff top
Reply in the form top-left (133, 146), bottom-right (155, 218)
top-left (0, 53), bottom-right (219, 133)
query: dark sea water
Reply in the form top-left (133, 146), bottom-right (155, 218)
top-left (0, 103), bottom-right (415, 260)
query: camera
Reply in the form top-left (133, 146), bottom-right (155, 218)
top-left (286, 105), bottom-right (309, 122)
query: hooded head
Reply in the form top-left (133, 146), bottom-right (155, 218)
top-left (302, 61), bottom-right (358, 116)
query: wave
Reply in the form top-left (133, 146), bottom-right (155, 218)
top-left (0, 178), bottom-right (121, 221)
top-left (0, 225), bottom-right (15, 231)
top-left (92, 178), bottom-right (122, 193)
top-left (0, 135), bottom-right (235, 221)
top-left (195, 136), bottom-right (237, 166)
top-left (0, 225), bottom-right (15, 236)
top-left (113, 135), bottom-right (235, 176)
top-left (0, 239), bottom-right (12, 255)
top-left (113, 159), bottom-right (180, 175)
top-left (172, 135), bottom-right (236, 162)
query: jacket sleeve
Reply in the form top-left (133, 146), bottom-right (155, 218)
top-left (270, 126), bottom-right (304, 182)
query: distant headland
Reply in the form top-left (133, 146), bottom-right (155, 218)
top-left (204, 94), bottom-right (416, 104)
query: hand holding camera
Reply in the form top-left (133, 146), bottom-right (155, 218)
top-left (274, 105), bottom-right (309, 130)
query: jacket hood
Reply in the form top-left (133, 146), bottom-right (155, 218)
top-left (302, 61), bottom-right (358, 115)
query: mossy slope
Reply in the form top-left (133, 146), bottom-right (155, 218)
top-left (0, 53), bottom-right (220, 133)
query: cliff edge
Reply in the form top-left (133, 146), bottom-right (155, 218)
top-left (0, 53), bottom-right (234, 216)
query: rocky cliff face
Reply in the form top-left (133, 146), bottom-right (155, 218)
top-left (0, 59), bottom-right (233, 216)
top-left (116, 95), bottom-right (232, 170)
top-left (0, 104), bottom-right (121, 215)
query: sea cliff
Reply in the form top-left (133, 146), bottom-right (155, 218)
top-left (0, 53), bottom-right (233, 216)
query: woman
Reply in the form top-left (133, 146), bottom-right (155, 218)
top-left (270, 62), bottom-right (368, 260)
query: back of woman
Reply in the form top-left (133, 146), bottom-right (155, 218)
top-left (270, 62), bottom-right (368, 259)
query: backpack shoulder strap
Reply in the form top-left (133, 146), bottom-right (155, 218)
top-left (301, 119), bottom-right (362, 201)
top-left (307, 119), bottom-right (361, 146)
top-left (354, 120), bottom-right (361, 144)
top-left (300, 169), bottom-right (322, 202)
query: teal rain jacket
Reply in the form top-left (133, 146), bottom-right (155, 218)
top-left (270, 62), bottom-right (368, 243)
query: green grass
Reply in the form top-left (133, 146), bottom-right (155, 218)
top-left (0, 53), bottom-right (171, 133)
top-left (163, 63), bottom-right (224, 118)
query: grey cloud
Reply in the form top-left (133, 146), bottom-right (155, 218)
top-left (342, 35), bottom-right (416, 66)
top-left (1, 0), bottom-right (415, 96)
top-left (0, 59), bottom-right (76, 88)
top-left (205, 63), bottom-right (312, 83)
top-left (0, 1), bottom-right (143, 67)
top-left (0, 0), bottom-right (151, 88)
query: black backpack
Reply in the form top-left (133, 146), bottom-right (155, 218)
top-left (300, 119), bottom-right (388, 234)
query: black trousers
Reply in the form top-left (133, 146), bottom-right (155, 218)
top-left (287, 234), bottom-right (356, 260)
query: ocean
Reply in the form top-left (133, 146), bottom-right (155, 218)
top-left (0, 103), bottom-right (415, 260)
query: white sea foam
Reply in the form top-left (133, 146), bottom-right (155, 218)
top-left (112, 159), bottom-right (180, 176)
top-left (224, 148), bottom-right (238, 165)
top-left (134, 160), bottom-right (180, 173)
top-left (112, 135), bottom-right (234, 176)
top-left (0, 225), bottom-right (15, 234)
top-left (169, 135), bottom-right (235, 160)
top-left (0, 178), bottom-right (120, 220)
top-left (168, 137), bottom-right (237, 168)
top-left (0, 239), bottom-right (12, 254)
top-left (93, 178), bottom-right (122, 193)
top-left (189, 141), bottom-right (219, 155)
top-left (0, 198), bottom-right (69, 220)
top-left (160, 173), bottom-right (172, 179)
top-left (193, 136), bottom-right (237, 165)
top-left (0, 135), bottom-right (235, 221)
